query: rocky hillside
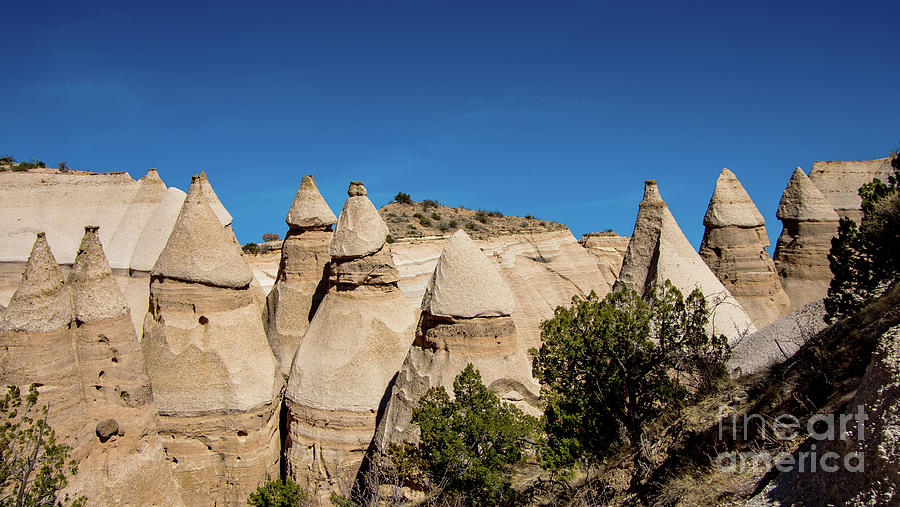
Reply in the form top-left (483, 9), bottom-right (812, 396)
top-left (379, 199), bottom-right (567, 240)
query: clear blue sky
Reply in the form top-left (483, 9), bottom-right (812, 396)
top-left (2, 1), bottom-right (897, 247)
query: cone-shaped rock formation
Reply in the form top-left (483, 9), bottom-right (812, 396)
top-left (142, 175), bottom-right (282, 506)
top-left (329, 181), bottom-right (391, 259)
top-left (699, 169), bottom-right (792, 328)
top-left (106, 169), bottom-right (169, 269)
top-left (285, 181), bottom-right (416, 502)
top-left (67, 226), bottom-right (184, 504)
top-left (69, 226), bottom-right (129, 323)
top-left (615, 180), bottom-right (756, 342)
top-left (0, 232), bottom-right (72, 332)
top-left (0, 231), bottom-right (184, 505)
top-left (421, 230), bottom-right (516, 318)
top-left (373, 230), bottom-right (540, 453)
top-left (773, 168), bottom-right (841, 308)
top-left (199, 170), bottom-right (233, 226)
top-left (0, 233), bottom-right (81, 454)
top-left (265, 175), bottom-right (336, 378)
top-left (152, 177), bottom-right (253, 288)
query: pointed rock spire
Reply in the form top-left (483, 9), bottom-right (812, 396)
top-left (329, 181), bottom-right (390, 258)
top-left (140, 168), bottom-right (164, 185)
top-left (152, 175), bottom-right (253, 288)
top-left (699, 169), bottom-right (792, 328)
top-left (704, 168), bottom-right (766, 228)
top-left (286, 175), bottom-right (337, 229)
top-left (422, 230), bottom-right (515, 318)
top-left (642, 179), bottom-right (664, 204)
top-left (773, 167), bottom-right (841, 308)
top-left (616, 180), bottom-right (756, 342)
top-left (199, 171), bottom-right (233, 226)
top-left (777, 168), bottom-right (840, 222)
top-left (69, 226), bottom-right (128, 322)
top-left (0, 233), bottom-right (72, 332)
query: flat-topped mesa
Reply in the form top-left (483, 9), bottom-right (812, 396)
top-left (699, 169), bottom-right (792, 328)
top-left (285, 180), bottom-right (416, 502)
top-left (0, 232), bottom-right (72, 333)
top-left (265, 174), bottom-right (336, 378)
top-left (808, 156), bottom-right (896, 223)
top-left (773, 168), bottom-right (841, 308)
top-left (615, 179), bottom-right (756, 343)
top-left (141, 175), bottom-right (282, 506)
top-left (152, 175), bottom-right (252, 288)
top-left (373, 230), bottom-right (540, 454)
top-left (69, 226), bottom-right (128, 323)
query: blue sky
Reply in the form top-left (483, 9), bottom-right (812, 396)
top-left (2, 1), bottom-right (897, 247)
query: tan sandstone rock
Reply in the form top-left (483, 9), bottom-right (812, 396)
top-left (285, 181), bottom-right (416, 502)
top-left (142, 175), bottom-right (282, 506)
top-left (199, 170), bottom-right (233, 226)
top-left (389, 229), bottom-right (612, 354)
top-left (152, 176), bottom-right (253, 289)
top-left (773, 168), bottom-right (840, 308)
top-left (422, 230), bottom-right (515, 318)
top-left (699, 169), bottom-right (792, 328)
top-left (0, 231), bottom-right (184, 505)
top-left (106, 169), bottom-right (169, 270)
top-left (373, 230), bottom-right (541, 454)
top-left (0, 233), bottom-right (72, 333)
top-left (264, 175), bottom-right (336, 378)
top-left (329, 182), bottom-right (390, 259)
top-left (808, 156), bottom-right (895, 223)
top-left (285, 174), bottom-right (338, 228)
top-left (579, 232), bottom-right (630, 288)
top-left (615, 180), bottom-right (756, 342)
top-left (65, 227), bottom-right (184, 505)
top-left (69, 226), bottom-right (129, 323)
top-left (750, 321), bottom-right (900, 505)
top-left (0, 234), bottom-right (82, 451)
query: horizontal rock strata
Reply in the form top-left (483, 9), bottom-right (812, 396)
top-left (773, 167), bottom-right (840, 308)
top-left (374, 230), bottom-right (541, 455)
top-left (265, 175), bottom-right (335, 378)
top-left (285, 182), bottom-right (416, 502)
top-left (699, 168), bottom-right (792, 328)
top-left (142, 175), bottom-right (282, 506)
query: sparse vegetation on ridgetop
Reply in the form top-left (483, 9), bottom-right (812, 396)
top-left (0, 156), bottom-right (48, 172)
top-left (380, 198), bottom-right (566, 240)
